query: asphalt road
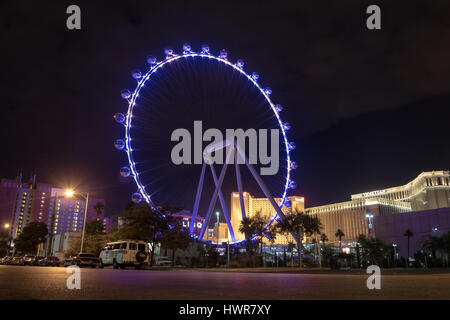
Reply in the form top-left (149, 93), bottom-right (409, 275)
top-left (1, 265), bottom-right (450, 300)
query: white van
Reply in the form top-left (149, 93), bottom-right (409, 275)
top-left (99, 240), bottom-right (149, 269)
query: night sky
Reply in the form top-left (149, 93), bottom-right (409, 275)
top-left (2, 1), bottom-right (450, 216)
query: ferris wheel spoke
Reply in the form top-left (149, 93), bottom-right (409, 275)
top-left (190, 162), bottom-right (206, 236)
top-left (235, 144), bottom-right (299, 243)
top-left (199, 148), bottom-right (232, 241)
top-left (234, 140), bottom-right (247, 221)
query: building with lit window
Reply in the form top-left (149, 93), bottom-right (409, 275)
top-left (0, 172), bottom-right (53, 239)
top-left (306, 171), bottom-right (450, 244)
top-left (47, 188), bottom-right (107, 235)
top-left (230, 192), bottom-right (305, 244)
top-left (229, 171), bottom-right (450, 246)
top-left (0, 173), bottom-right (108, 241)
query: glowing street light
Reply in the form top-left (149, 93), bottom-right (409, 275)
top-left (3, 223), bottom-right (9, 229)
top-left (64, 189), bottom-right (74, 198)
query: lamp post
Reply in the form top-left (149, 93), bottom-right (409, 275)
top-left (46, 192), bottom-right (58, 257)
top-left (215, 211), bottom-right (220, 244)
top-left (365, 214), bottom-right (374, 237)
top-left (65, 189), bottom-right (89, 254)
top-left (3, 223), bottom-right (11, 256)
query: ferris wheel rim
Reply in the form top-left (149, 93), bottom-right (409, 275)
top-left (117, 46), bottom-right (294, 242)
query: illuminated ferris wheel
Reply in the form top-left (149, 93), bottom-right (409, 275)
top-left (113, 44), bottom-right (298, 244)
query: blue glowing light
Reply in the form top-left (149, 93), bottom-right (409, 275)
top-left (275, 104), bottom-right (283, 113)
top-left (290, 161), bottom-right (298, 170)
top-left (114, 113), bottom-right (126, 124)
top-left (219, 49), bottom-right (227, 59)
top-left (164, 48), bottom-right (174, 58)
top-left (183, 44), bottom-right (192, 53)
top-left (132, 70), bottom-right (142, 80)
top-left (236, 59), bottom-right (244, 69)
top-left (121, 89), bottom-right (131, 99)
top-left (283, 122), bottom-right (291, 131)
top-left (131, 192), bottom-right (142, 203)
top-left (288, 142), bottom-right (296, 150)
top-left (147, 56), bottom-right (157, 65)
top-left (201, 45), bottom-right (210, 54)
top-left (251, 72), bottom-right (259, 81)
top-left (264, 87), bottom-right (272, 95)
top-left (120, 166), bottom-right (131, 177)
top-left (114, 139), bottom-right (125, 150)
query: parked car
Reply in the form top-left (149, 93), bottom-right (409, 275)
top-left (39, 256), bottom-right (60, 267)
top-left (99, 240), bottom-right (149, 269)
top-left (70, 253), bottom-right (100, 268)
top-left (63, 256), bottom-right (74, 267)
top-left (155, 256), bottom-right (173, 266)
top-left (10, 257), bottom-right (22, 265)
top-left (20, 255), bottom-right (43, 266)
top-left (0, 256), bottom-right (13, 265)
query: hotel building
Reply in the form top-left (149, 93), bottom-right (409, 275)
top-left (0, 173), bottom-right (108, 241)
top-left (309, 170), bottom-right (450, 243)
top-left (230, 192), bottom-right (305, 244)
top-left (229, 171), bottom-right (450, 245)
top-left (47, 188), bottom-right (108, 235)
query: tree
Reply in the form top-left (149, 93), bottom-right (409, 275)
top-left (320, 233), bottom-right (328, 243)
top-left (117, 202), bottom-right (169, 266)
top-left (404, 229), bottom-right (413, 262)
top-left (335, 229), bottom-right (345, 254)
top-left (357, 234), bottom-right (392, 266)
top-left (86, 219), bottom-right (105, 236)
top-left (14, 222), bottom-right (48, 255)
top-left (0, 228), bottom-right (11, 257)
top-left (276, 209), bottom-right (322, 267)
top-left (239, 216), bottom-right (256, 261)
top-left (161, 219), bottom-right (190, 266)
top-left (238, 212), bottom-right (276, 267)
top-left (65, 233), bottom-right (117, 257)
top-left (423, 231), bottom-right (450, 267)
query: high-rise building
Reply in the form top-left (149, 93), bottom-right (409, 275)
top-left (47, 188), bottom-right (107, 235)
top-left (0, 172), bottom-right (53, 239)
top-left (0, 173), bottom-right (108, 241)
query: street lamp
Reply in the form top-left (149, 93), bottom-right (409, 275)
top-left (3, 223), bottom-right (11, 256)
top-left (365, 213), bottom-right (374, 236)
top-left (215, 211), bottom-right (220, 244)
top-left (65, 188), bottom-right (89, 254)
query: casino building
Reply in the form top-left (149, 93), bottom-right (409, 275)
top-left (229, 171), bottom-right (450, 245)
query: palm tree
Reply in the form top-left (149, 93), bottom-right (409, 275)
top-left (404, 229), bottom-right (413, 262)
top-left (238, 212), bottom-right (273, 267)
top-left (276, 209), bottom-right (322, 268)
top-left (320, 233), bottom-right (328, 243)
top-left (335, 229), bottom-right (345, 253)
top-left (239, 216), bottom-right (256, 264)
